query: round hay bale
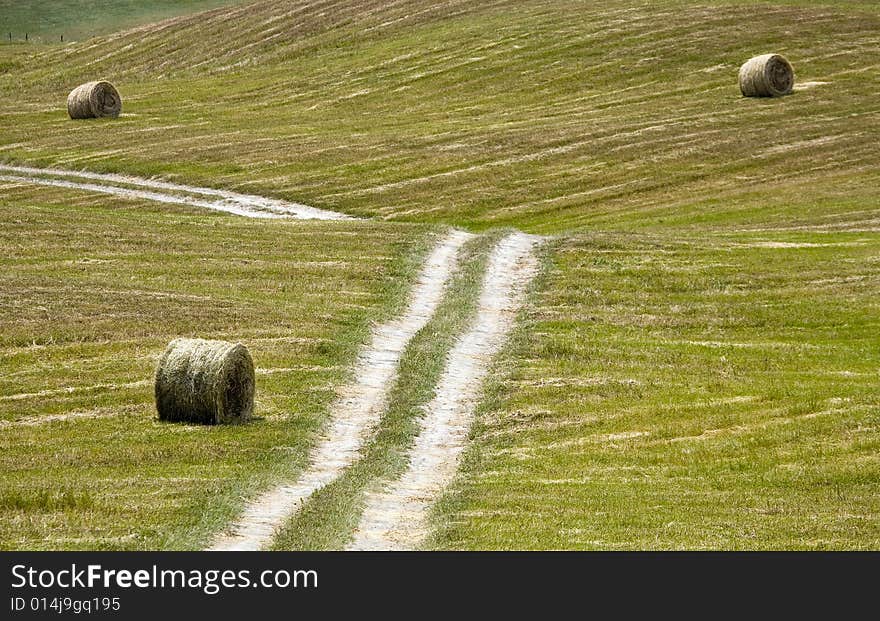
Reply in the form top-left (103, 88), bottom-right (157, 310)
top-left (66, 81), bottom-right (122, 119)
top-left (738, 54), bottom-right (794, 97)
top-left (155, 338), bottom-right (255, 425)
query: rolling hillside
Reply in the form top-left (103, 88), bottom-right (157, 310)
top-left (0, 0), bottom-right (877, 549)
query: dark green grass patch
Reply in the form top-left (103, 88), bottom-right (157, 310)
top-left (0, 0), bottom-right (245, 42)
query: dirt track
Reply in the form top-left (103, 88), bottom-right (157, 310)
top-left (209, 231), bottom-right (472, 551)
top-left (349, 232), bottom-right (540, 550)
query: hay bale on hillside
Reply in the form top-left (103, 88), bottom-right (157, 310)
top-left (739, 54), bottom-right (794, 97)
top-left (155, 338), bottom-right (255, 425)
top-left (67, 81), bottom-right (122, 119)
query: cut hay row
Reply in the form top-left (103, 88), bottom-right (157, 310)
top-left (0, 407), bottom-right (136, 429)
top-left (208, 230), bottom-right (472, 551)
top-left (349, 232), bottom-right (540, 550)
top-left (0, 164), bottom-right (351, 220)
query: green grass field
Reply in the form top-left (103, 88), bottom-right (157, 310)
top-left (0, 0), bottom-right (877, 549)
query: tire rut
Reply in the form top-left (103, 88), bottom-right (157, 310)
top-left (349, 232), bottom-right (540, 550)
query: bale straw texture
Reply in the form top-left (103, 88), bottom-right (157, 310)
top-left (155, 338), bottom-right (255, 425)
top-left (67, 81), bottom-right (122, 119)
top-left (739, 54), bottom-right (794, 97)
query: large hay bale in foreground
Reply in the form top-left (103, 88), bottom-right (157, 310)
top-left (739, 54), bottom-right (794, 97)
top-left (67, 81), bottom-right (122, 119)
top-left (155, 338), bottom-right (255, 425)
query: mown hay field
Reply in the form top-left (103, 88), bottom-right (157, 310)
top-left (0, 0), bottom-right (245, 42)
top-left (1, 0), bottom-right (878, 232)
top-left (0, 182), bottom-right (430, 549)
